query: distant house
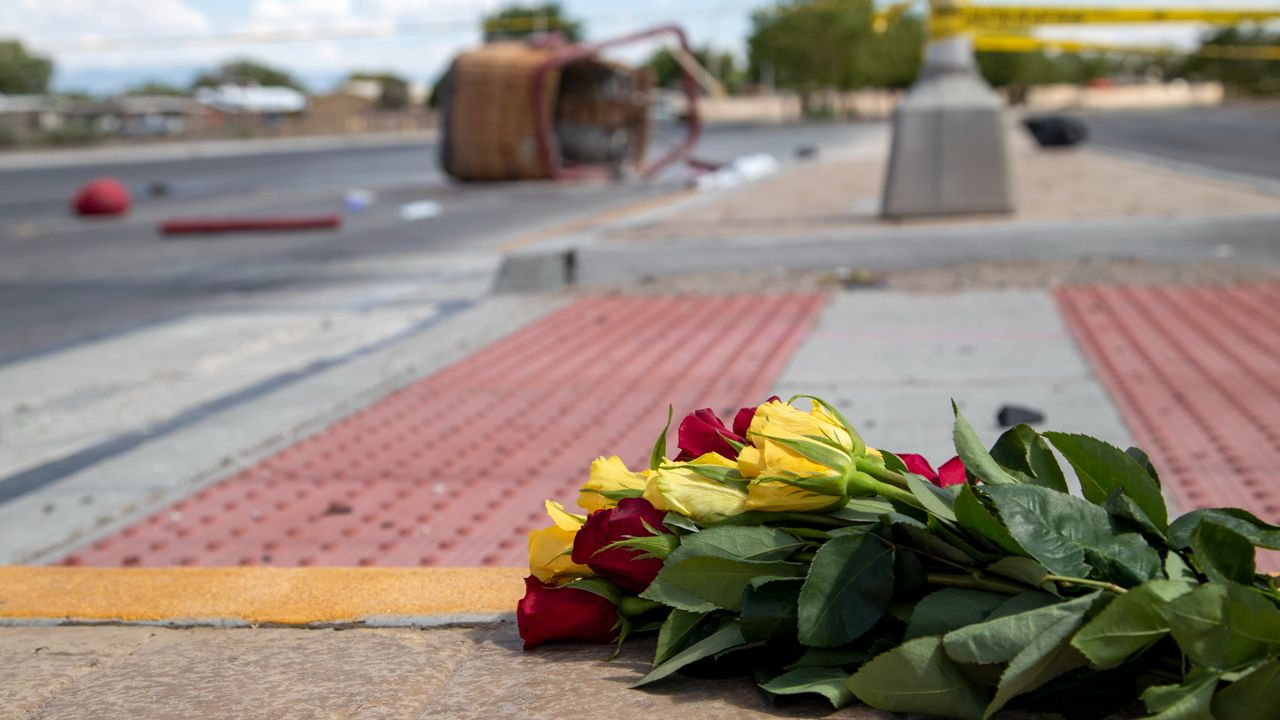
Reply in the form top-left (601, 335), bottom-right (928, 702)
top-left (0, 94), bottom-right (62, 135)
top-left (107, 95), bottom-right (207, 136)
top-left (194, 84), bottom-right (308, 116)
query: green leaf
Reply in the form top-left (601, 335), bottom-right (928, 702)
top-left (662, 513), bottom-right (699, 534)
top-left (987, 589), bottom-right (1061, 619)
top-left (741, 578), bottom-right (801, 642)
top-left (633, 622), bottom-right (746, 687)
top-left (905, 588), bottom-right (1007, 640)
top-left (952, 402), bottom-right (1016, 485)
top-left (1213, 659), bottom-right (1280, 720)
top-left (1169, 508), bottom-right (1280, 550)
top-left (893, 522), bottom-right (979, 566)
top-left (989, 424), bottom-right (1069, 492)
top-left (1043, 432), bottom-right (1168, 532)
top-left (985, 484), bottom-right (1161, 586)
top-left (1191, 521), bottom-right (1256, 585)
top-left (984, 596), bottom-right (1091, 718)
top-left (880, 449), bottom-right (909, 474)
top-left (562, 576), bottom-right (623, 606)
top-left (1125, 446), bottom-right (1162, 487)
top-left (675, 525), bottom-right (804, 562)
top-left (797, 531), bottom-right (895, 647)
top-left (653, 609), bottom-right (706, 666)
top-left (1070, 579), bottom-right (1195, 668)
top-left (985, 557), bottom-right (1054, 593)
top-left (1163, 583), bottom-right (1280, 671)
top-left (956, 485), bottom-right (1025, 555)
top-left (759, 667), bottom-right (855, 709)
top-left (907, 475), bottom-right (959, 522)
top-left (846, 636), bottom-right (987, 720)
top-left (649, 405), bottom-right (673, 471)
top-left (641, 555), bottom-right (803, 612)
top-left (785, 645), bottom-right (870, 670)
top-left (943, 592), bottom-right (1099, 666)
top-left (1142, 669), bottom-right (1221, 720)
top-left (1102, 488), bottom-right (1167, 542)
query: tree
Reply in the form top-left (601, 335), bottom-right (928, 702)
top-left (123, 81), bottom-right (187, 96)
top-left (483, 2), bottom-right (583, 43)
top-left (192, 59), bottom-right (306, 92)
top-left (747, 0), bottom-right (922, 103)
top-left (349, 71), bottom-right (410, 110)
top-left (647, 46), bottom-right (746, 94)
top-left (977, 51), bottom-right (1115, 103)
top-left (0, 40), bottom-right (53, 95)
top-left (1180, 27), bottom-right (1280, 96)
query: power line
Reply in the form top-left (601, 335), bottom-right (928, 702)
top-left (31, 3), bottom-right (775, 53)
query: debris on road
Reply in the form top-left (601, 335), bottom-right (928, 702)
top-left (72, 177), bottom-right (131, 217)
top-left (399, 200), bottom-right (442, 221)
top-left (693, 153), bottom-right (779, 191)
top-left (344, 189), bottom-right (375, 213)
top-left (996, 404), bottom-right (1046, 427)
top-left (159, 215), bottom-right (342, 236)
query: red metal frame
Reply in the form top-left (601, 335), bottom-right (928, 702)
top-left (528, 24), bottom-right (703, 181)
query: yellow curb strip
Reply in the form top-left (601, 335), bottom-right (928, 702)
top-left (0, 566), bottom-right (525, 626)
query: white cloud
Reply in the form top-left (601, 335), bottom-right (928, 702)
top-left (0, 0), bottom-right (210, 42)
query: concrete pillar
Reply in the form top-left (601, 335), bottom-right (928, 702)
top-left (881, 6), bottom-right (1013, 218)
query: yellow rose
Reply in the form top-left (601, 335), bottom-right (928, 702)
top-left (643, 453), bottom-right (747, 524)
top-left (578, 455), bottom-right (650, 513)
top-left (737, 400), bottom-right (860, 512)
top-left (747, 400), bottom-right (857, 455)
top-left (528, 500), bottom-right (591, 584)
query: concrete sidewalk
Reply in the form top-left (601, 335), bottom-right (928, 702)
top-left (3, 124), bottom-right (1280, 718)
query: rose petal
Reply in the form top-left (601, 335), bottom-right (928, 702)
top-left (937, 456), bottom-right (968, 487)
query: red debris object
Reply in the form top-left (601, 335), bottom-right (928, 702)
top-left (1057, 283), bottom-right (1280, 572)
top-left (72, 177), bottom-right (131, 216)
top-left (61, 293), bottom-right (827, 568)
top-left (160, 215), bottom-right (341, 235)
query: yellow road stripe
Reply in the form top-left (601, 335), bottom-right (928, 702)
top-left (0, 566), bottom-right (525, 626)
top-left (496, 188), bottom-right (693, 253)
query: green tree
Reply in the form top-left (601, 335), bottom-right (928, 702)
top-left (0, 40), bottom-right (53, 94)
top-left (483, 2), bottom-right (583, 43)
top-left (123, 81), bottom-right (187, 96)
top-left (192, 59), bottom-right (306, 92)
top-left (977, 51), bottom-right (1115, 102)
top-left (1180, 27), bottom-right (1280, 96)
top-left (349, 71), bottom-right (410, 110)
top-left (647, 46), bottom-right (746, 94)
top-left (748, 0), bottom-right (921, 104)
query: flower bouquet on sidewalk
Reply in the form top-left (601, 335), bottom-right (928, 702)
top-left (517, 397), bottom-right (1280, 719)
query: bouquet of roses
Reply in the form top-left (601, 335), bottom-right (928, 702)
top-left (517, 396), bottom-right (1280, 719)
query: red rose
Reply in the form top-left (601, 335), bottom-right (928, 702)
top-left (675, 408), bottom-right (746, 461)
top-left (676, 397), bottom-right (779, 462)
top-left (936, 456), bottom-right (968, 487)
top-left (572, 497), bottom-right (670, 592)
top-left (517, 576), bottom-right (620, 650)
top-left (896, 453), bottom-right (968, 488)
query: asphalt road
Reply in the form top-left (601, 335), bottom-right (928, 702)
top-left (1073, 103), bottom-right (1280, 182)
top-left (0, 122), bottom-right (878, 363)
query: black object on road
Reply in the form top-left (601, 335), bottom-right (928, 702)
top-left (1023, 116), bottom-right (1088, 148)
top-left (997, 404), bottom-right (1046, 427)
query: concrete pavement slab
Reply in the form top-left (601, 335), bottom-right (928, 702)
top-left (769, 290), bottom-right (1131, 472)
top-left (0, 626), bottom-right (177, 720)
top-left (16, 627), bottom-right (473, 720)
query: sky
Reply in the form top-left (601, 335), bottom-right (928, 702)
top-left (1, 0), bottom-right (1275, 94)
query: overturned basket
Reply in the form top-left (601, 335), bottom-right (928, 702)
top-left (439, 26), bottom-right (701, 182)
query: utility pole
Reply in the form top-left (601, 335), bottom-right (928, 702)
top-left (880, 0), bottom-right (1014, 218)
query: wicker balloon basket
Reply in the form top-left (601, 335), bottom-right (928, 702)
top-left (439, 40), bottom-right (662, 182)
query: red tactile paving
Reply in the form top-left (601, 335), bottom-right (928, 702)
top-left (63, 293), bottom-right (828, 568)
top-left (1057, 284), bottom-right (1280, 571)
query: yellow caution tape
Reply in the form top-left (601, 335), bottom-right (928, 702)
top-left (932, 5), bottom-right (1280, 38)
top-left (973, 33), bottom-right (1280, 60)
